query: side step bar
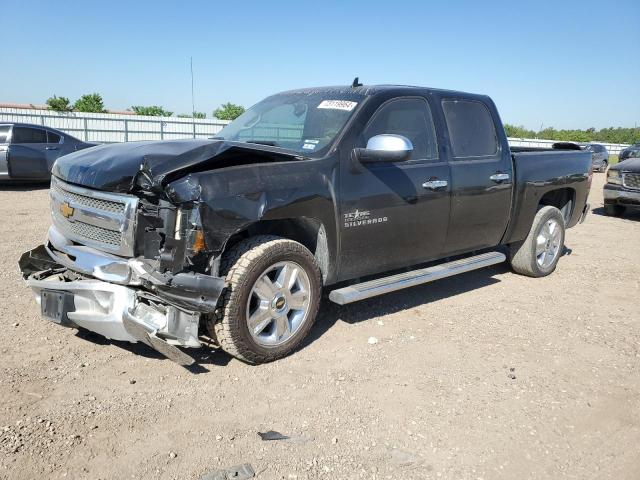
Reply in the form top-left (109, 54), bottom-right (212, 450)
top-left (329, 251), bottom-right (506, 305)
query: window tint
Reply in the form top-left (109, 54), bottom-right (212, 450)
top-left (0, 126), bottom-right (10, 143)
top-left (442, 100), bottom-right (498, 158)
top-left (12, 127), bottom-right (48, 144)
top-left (363, 98), bottom-right (438, 160)
top-left (47, 131), bottom-right (61, 144)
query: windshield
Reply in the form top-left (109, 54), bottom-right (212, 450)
top-left (214, 91), bottom-right (364, 156)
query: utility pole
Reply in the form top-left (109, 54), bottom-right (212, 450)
top-left (190, 57), bottom-right (195, 116)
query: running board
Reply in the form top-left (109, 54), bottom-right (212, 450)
top-left (329, 251), bottom-right (506, 305)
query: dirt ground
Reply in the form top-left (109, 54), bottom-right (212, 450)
top-left (1, 174), bottom-right (639, 480)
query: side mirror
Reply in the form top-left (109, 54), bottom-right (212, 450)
top-left (353, 134), bottom-right (413, 164)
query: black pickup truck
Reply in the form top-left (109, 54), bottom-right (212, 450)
top-left (19, 84), bottom-right (592, 365)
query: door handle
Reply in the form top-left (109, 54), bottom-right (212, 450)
top-left (422, 180), bottom-right (448, 190)
top-left (45, 146), bottom-right (58, 150)
top-left (489, 173), bottom-right (510, 182)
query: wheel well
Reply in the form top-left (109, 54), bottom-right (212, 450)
top-left (222, 218), bottom-right (331, 283)
top-left (539, 188), bottom-right (575, 223)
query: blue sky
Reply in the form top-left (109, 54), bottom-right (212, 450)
top-left (1, 0), bottom-right (638, 130)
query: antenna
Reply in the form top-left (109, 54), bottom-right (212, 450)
top-left (190, 57), bottom-right (195, 116)
top-left (352, 77), bottom-right (363, 88)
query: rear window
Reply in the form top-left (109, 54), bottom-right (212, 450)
top-left (12, 127), bottom-right (47, 144)
top-left (442, 99), bottom-right (498, 158)
top-left (0, 126), bottom-right (10, 143)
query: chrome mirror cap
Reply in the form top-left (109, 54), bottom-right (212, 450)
top-left (366, 134), bottom-right (413, 153)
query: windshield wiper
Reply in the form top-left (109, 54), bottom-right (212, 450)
top-left (244, 140), bottom-right (279, 146)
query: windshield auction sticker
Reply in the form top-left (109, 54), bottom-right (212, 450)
top-left (317, 100), bottom-right (358, 111)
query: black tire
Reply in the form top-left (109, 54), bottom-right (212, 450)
top-left (509, 206), bottom-right (565, 278)
top-left (604, 204), bottom-right (625, 217)
top-left (600, 161), bottom-right (608, 173)
top-left (207, 235), bottom-right (322, 364)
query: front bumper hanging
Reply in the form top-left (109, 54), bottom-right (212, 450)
top-left (18, 240), bottom-right (224, 366)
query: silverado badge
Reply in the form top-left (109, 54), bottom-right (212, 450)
top-left (59, 202), bottom-right (74, 219)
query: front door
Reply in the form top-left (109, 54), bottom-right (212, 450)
top-left (338, 97), bottom-right (451, 280)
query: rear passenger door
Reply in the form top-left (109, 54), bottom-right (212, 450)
top-left (8, 126), bottom-right (50, 179)
top-left (45, 130), bottom-right (64, 168)
top-left (441, 99), bottom-right (513, 255)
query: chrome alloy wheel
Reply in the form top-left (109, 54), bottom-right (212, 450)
top-left (245, 261), bottom-right (311, 347)
top-left (536, 218), bottom-right (562, 268)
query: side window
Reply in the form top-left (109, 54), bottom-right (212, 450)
top-left (12, 127), bottom-right (48, 144)
top-left (47, 131), bottom-right (61, 144)
top-left (363, 98), bottom-right (438, 161)
top-left (0, 126), bottom-right (10, 143)
top-left (442, 99), bottom-right (498, 158)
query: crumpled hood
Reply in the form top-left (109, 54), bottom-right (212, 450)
top-left (52, 139), bottom-right (303, 192)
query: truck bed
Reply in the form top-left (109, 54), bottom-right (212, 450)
top-left (504, 148), bottom-right (592, 244)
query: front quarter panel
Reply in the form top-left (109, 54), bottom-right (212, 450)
top-left (193, 156), bottom-right (339, 279)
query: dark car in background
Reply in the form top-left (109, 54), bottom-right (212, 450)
top-left (604, 158), bottom-right (640, 216)
top-left (0, 123), bottom-right (95, 183)
top-left (583, 143), bottom-right (609, 172)
top-left (619, 142), bottom-right (640, 162)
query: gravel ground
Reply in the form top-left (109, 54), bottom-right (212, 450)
top-left (1, 174), bottom-right (639, 480)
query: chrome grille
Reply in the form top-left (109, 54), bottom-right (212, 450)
top-left (623, 173), bottom-right (640, 191)
top-left (51, 181), bottom-right (125, 214)
top-left (49, 176), bottom-right (138, 256)
top-left (52, 211), bottom-right (122, 246)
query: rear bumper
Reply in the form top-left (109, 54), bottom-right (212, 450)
top-left (603, 185), bottom-right (640, 207)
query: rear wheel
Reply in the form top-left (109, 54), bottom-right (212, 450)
top-left (604, 204), bottom-right (625, 217)
top-left (207, 235), bottom-right (322, 364)
top-left (509, 206), bottom-right (565, 278)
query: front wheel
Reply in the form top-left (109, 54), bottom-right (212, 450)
top-left (207, 236), bottom-right (322, 364)
top-left (509, 206), bottom-right (566, 278)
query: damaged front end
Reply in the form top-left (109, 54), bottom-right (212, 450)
top-left (19, 172), bottom-right (225, 366)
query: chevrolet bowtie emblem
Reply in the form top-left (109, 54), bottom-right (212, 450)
top-left (59, 202), bottom-right (74, 219)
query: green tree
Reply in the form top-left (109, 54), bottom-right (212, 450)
top-left (213, 103), bottom-right (245, 120)
top-left (504, 124), bottom-right (536, 138)
top-left (504, 124), bottom-right (640, 144)
top-left (73, 93), bottom-right (106, 113)
top-left (46, 95), bottom-right (72, 112)
top-left (131, 106), bottom-right (173, 117)
top-left (177, 111), bottom-right (206, 119)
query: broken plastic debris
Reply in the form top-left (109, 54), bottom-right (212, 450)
top-left (258, 430), bottom-right (290, 441)
top-left (257, 430), bottom-right (312, 444)
top-left (368, 336), bottom-right (379, 344)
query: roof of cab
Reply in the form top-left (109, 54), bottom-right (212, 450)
top-left (276, 84), bottom-right (491, 101)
